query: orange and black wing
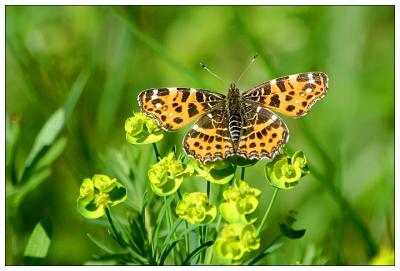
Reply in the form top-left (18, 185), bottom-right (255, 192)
top-left (242, 72), bottom-right (328, 117)
top-left (138, 87), bottom-right (225, 131)
top-left (183, 107), bottom-right (234, 163)
top-left (237, 102), bottom-right (289, 160)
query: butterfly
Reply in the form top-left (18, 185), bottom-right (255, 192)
top-left (138, 72), bottom-right (328, 163)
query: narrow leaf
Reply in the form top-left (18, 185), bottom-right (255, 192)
top-left (182, 240), bottom-right (213, 265)
top-left (64, 70), bottom-right (89, 121)
top-left (87, 233), bottom-right (115, 254)
top-left (247, 242), bottom-right (283, 265)
top-left (33, 137), bottom-right (67, 172)
top-left (20, 109), bottom-right (65, 183)
top-left (159, 239), bottom-right (182, 265)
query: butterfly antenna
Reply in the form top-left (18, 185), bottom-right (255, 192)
top-left (235, 53), bottom-right (259, 85)
top-left (200, 62), bottom-right (227, 84)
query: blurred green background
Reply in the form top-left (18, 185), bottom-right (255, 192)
top-left (6, 6), bottom-right (394, 265)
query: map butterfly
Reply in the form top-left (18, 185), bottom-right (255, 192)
top-left (138, 72), bottom-right (329, 163)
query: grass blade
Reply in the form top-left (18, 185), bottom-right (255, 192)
top-left (96, 27), bottom-right (132, 135)
top-left (63, 70), bottom-right (89, 121)
top-left (182, 240), bottom-right (213, 265)
top-left (159, 239), bottom-right (182, 265)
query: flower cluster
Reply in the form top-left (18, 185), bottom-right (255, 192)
top-left (125, 112), bottom-right (163, 144)
top-left (215, 180), bottom-right (261, 263)
top-left (176, 192), bottom-right (216, 225)
top-left (215, 223), bottom-right (260, 264)
top-left (186, 158), bottom-right (234, 184)
top-left (220, 180), bottom-right (261, 224)
top-left (77, 174), bottom-right (127, 219)
top-left (148, 152), bottom-right (189, 196)
top-left (265, 151), bottom-right (309, 190)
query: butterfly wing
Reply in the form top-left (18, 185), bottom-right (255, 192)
top-left (242, 72), bottom-right (328, 117)
top-left (183, 106), bottom-right (234, 163)
top-left (237, 102), bottom-right (289, 160)
top-left (138, 87), bottom-right (225, 131)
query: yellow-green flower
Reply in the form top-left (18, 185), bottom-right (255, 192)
top-left (265, 151), bottom-right (309, 190)
top-left (186, 158), bottom-right (234, 184)
top-left (176, 192), bottom-right (216, 225)
top-left (125, 112), bottom-right (163, 144)
top-left (148, 152), bottom-right (188, 196)
top-left (220, 180), bottom-right (261, 224)
top-left (215, 223), bottom-right (260, 264)
top-left (77, 174), bottom-right (127, 219)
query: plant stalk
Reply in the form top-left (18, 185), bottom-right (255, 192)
top-left (152, 143), bottom-right (161, 161)
top-left (257, 188), bottom-right (279, 236)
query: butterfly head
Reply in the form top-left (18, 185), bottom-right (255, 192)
top-left (227, 83), bottom-right (241, 113)
top-left (228, 83), bottom-right (240, 96)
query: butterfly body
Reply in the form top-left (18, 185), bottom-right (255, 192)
top-left (226, 84), bottom-right (242, 150)
top-left (138, 72), bottom-right (328, 163)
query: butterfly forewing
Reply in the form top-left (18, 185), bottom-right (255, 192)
top-left (138, 87), bottom-right (225, 130)
top-left (237, 102), bottom-right (289, 159)
top-left (183, 107), bottom-right (234, 163)
top-left (243, 72), bottom-right (328, 117)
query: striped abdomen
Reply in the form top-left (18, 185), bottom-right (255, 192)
top-left (229, 114), bottom-right (242, 147)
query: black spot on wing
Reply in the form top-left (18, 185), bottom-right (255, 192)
top-left (269, 94), bottom-right (280, 108)
top-left (196, 92), bottom-right (204, 102)
top-left (181, 90), bottom-right (190, 102)
top-left (173, 117), bottom-right (183, 124)
top-left (157, 88), bottom-right (170, 96)
top-left (188, 103), bottom-right (199, 117)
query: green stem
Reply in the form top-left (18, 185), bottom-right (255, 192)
top-left (152, 143), bottom-right (160, 161)
top-left (164, 197), bottom-right (177, 263)
top-left (177, 189), bottom-right (183, 200)
top-left (206, 181), bottom-right (211, 199)
top-left (177, 189), bottom-right (190, 256)
top-left (199, 226), bottom-right (206, 263)
top-left (241, 167), bottom-right (245, 180)
top-left (105, 207), bottom-right (119, 238)
top-left (230, 165), bottom-right (237, 185)
top-left (257, 188), bottom-right (279, 236)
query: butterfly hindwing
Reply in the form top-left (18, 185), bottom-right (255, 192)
top-left (183, 106), bottom-right (234, 162)
top-left (138, 87), bottom-right (225, 130)
top-left (237, 102), bottom-right (289, 159)
top-left (243, 72), bottom-right (328, 117)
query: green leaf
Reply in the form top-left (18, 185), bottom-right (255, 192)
top-left (182, 240), bottom-right (214, 265)
top-left (279, 223), bottom-right (306, 239)
top-left (6, 114), bottom-right (20, 167)
top-left (163, 218), bottom-right (183, 247)
top-left (158, 239), bottom-right (182, 265)
top-left (6, 114), bottom-right (21, 185)
top-left (64, 70), bottom-right (89, 121)
top-left (19, 71), bottom-right (87, 185)
top-left (20, 109), bottom-right (65, 184)
top-left (96, 27), bottom-right (132, 134)
top-left (152, 196), bottom-right (174, 254)
top-left (246, 242), bottom-right (283, 265)
top-left (87, 233), bottom-right (115, 254)
top-left (33, 137), bottom-right (67, 172)
top-left (23, 219), bottom-right (52, 262)
top-left (10, 168), bottom-right (52, 208)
